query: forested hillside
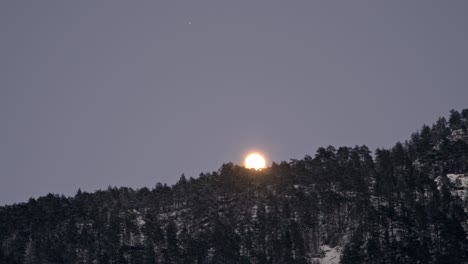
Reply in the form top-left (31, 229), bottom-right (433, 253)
top-left (1, 109), bottom-right (468, 264)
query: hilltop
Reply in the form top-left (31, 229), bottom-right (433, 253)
top-left (1, 109), bottom-right (468, 264)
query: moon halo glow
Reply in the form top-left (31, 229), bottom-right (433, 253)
top-left (244, 153), bottom-right (266, 170)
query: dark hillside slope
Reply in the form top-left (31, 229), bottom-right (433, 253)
top-left (1, 109), bottom-right (468, 264)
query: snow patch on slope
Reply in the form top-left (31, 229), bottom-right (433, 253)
top-left (435, 174), bottom-right (468, 200)
top-left (447, 174), bottom-right (468, 188)
top-left (449, 129), bottom-right (468, 142)
top-left (311, 245), bottom-right (342, 264)
top-left (136, 215), bottom-right (145, 227)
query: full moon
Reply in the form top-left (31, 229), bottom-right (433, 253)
top-left (244, 153), bottom-right (266, 170)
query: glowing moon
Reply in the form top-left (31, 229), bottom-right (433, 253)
top-left (244, 153), bottom-right (266, 170)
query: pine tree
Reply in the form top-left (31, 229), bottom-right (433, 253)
top-left (164, 220), bottom-right (179, 263)
top-left (449, 109), bottom-right (462, 130)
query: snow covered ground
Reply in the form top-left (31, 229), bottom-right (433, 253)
top-left (447, 174), bottom-right (468, 188)
top-left (435, 174), bottom-right (468, 201)
top-left (310, 245), bottom-right (342, 264)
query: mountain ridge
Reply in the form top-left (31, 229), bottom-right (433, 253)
top-left (1, 109), bottom-right (468, 264)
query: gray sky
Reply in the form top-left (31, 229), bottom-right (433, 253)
top-left (1, 1), bottom-right (467, 205)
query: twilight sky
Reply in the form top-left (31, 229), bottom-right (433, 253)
top-left (1, 1), bottom-right (467, 205)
